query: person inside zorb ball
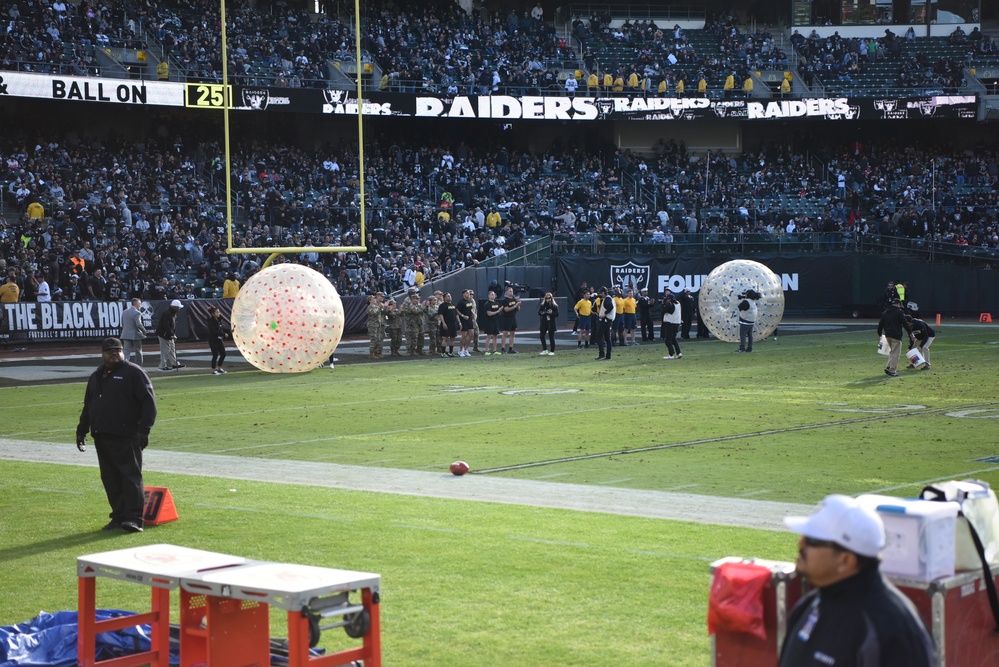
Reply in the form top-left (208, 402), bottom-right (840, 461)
top-left (697, 260), bottom-right (785, 344)
top-left (231, 263), bottom-right (345, 373)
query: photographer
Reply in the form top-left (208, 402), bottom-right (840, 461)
top-left (737, 289), bottom-right (761, 353)
top-left (661, 291), bottom-right (683, 360)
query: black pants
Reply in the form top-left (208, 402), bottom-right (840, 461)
top-left (680, 309), bottom-right (692, 338)
top-left (94, 433), bottom-right (145, 525)
top-left (664, 322), bottom-right (681, 356)
top-left (739, 321), bottom-right (755, 351)
top-left (640, 313), bottom-right (655, 340)
top-left (210, 337), bottom-right (226, 368)
top-left (597, 319), bottom-right (613, 358)
top-left (540, 321), bottom-right (556, 351)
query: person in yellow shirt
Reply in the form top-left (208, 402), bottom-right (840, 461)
top-left (0, 275), bottom-right (20, 303)
top-left (26, 201), bottom-right (45, 220)
top-left (657, 78), bottom-right (668, 96)
top-left (157, 59), bottom-right (169, 81)
top-left (622, 288), bottom-right (638, 345)
top-left (724, 72), bottom-right (736, 98)
top-left (627, 71), bottom-right (639, 91)
top-left (486, 210), bottom-right (501, 231)
top-left (587, 72), bottom-right (599, 93)
top-left (743, 75), bottom-right (754, 98)
top-left (602, 72), bottom-right (613, 91)
top-left (675, 78), bottom-right (685, 97)
top-left (612, 75), bottom-right (624, 93)
top-left (222, 273), bottom-right (240, 298)
top-left (573, 293), bottom-right (592, 349)
top-left (779, 76), bottom-right (790, 98)
top-left (698, 76), bottom-right (707, 97)
top-left (415, 267), bottom-right (425, 287)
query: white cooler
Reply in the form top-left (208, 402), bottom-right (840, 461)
top-left (860, 494), bottom-right (960, 582)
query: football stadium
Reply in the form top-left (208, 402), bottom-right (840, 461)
top-left (2, 1), bottom-right (999, 665)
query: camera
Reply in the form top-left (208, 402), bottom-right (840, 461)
top-left (738, 289), bottom-right (762, 300)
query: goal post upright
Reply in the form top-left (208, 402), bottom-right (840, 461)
top-left (221, 0), bottom-right (368, 263)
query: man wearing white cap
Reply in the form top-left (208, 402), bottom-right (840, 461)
top-left (779, 494), bottom-right (934, 667)
top-left (155, 300), bottom-right (185, 371)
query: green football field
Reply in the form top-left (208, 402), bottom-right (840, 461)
top-left (1, 322), bottom-right (997, 665)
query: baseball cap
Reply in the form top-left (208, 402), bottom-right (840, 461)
top-left (102, 337), bottom-right (123, 351)
top-left (170, 299), bottom-right (184, 308)
top-left (784, 494), bottom-right (885, 558)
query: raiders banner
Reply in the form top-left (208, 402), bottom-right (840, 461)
top-left (556, 254), bottom-right (999, 317)
top-left (1, 296), bottom-right (373, 343)
top-left (1, 300), bottom-right (131, 342)
top-left (241, 87), bottom-right (980, 121)
top-left (555, 256), bottom-right (853, 316)
top-left (0, 72), bottom-right (978, 120)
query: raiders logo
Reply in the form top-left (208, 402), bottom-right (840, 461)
top-left (595, 98), bottom-right (615, 119)
top-left (323, 89), bottom-right (346, 105)
top-left (242, 89), bottom-right (269, 110)
top-left (610, 261), bottom-right (651, 293)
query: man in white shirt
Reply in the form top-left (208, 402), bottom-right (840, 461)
top-left (403, 265), bottom-right (417, 290)
top-left (35, 274), bottom-right (52, 302)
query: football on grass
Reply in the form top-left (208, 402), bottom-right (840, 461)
top-left (450, 461), bottom-right (470, 476)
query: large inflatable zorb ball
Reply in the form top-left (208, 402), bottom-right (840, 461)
top-left (698, 260), bottom-right (784, 343)
top-left (232, 264), bottom-right (344, 373)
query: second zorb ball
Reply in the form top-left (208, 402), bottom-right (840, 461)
top-left (232, 264), bottom-right (344, 373)
top-left (698, 260), bottom-right (784, 343)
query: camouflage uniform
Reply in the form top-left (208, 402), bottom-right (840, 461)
top-left (470, 293), bottom-right (481, 352)
top-left (366, 296), bottom-right (385, 358)
top-left (425, 297), bottom-right (441, 354)
top-left (385, 300), bottom-right (403, 356)
top-left (401, 291), bottom-right (425, 355)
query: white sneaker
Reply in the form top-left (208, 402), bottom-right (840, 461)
top-left (676, 353), bottom-right (682, 359)
top-left (663, 356), bottom-right (675, 360)
top-left (548, 351), bottom-right (555, 356)
top-left (213, 369), bottom-right (222, 375)
top-left (539, 350), bottom-right (548, 356)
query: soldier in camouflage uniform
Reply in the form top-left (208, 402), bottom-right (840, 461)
top-left (385, 297), bottom-right (403, 356)
top-left (425, 294), bottom-right (441, 354)
top-left (366, 293), bottom-right (385, 359)
top-left (401, 288), bottom-right (425, 355)
top-left (469, 289), bottom-right (481, 353)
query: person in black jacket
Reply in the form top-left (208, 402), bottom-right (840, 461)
top-left (906, 315), bottom-right (935, 369)
top-left (207, 306), bottom-right (232, 375)
top-left (537, 292), bottom-right (559, 355)
top-left (76, 337), bottom-right (158, 533)
top-left (677, 288), bottom-right (694, 339)
top-left (779, 494), bottom-right (935, 667)
top-left (156, 299), bottom-right (184, 371)
top-left (876, 298), bottom-right (911, 377)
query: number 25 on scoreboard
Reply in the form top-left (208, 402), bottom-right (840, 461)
top-left (185, 83), bottom-right (231, 109)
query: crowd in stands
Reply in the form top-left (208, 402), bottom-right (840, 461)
top-left (791, 26), bottom-right (995, 91)
top-left (569, 14), bottom-right (788, 98)
top-left (6, 1), bottom-right (995, 97)
top-left (369, 0), bottom-right (576, 96)
top-left (2, 121), bottom-right (997, 304)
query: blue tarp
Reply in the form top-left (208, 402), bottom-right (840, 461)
top-left (0, 609), bottom-right (170, 667)
top-left (1, 610), bottom-right (328, 666)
